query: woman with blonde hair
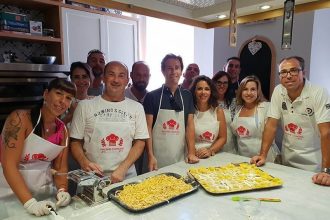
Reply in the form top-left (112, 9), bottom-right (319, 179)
top-left (190, 75), bottom-right (227, 158)
top-left (230, 75), bottom-right (279, 161)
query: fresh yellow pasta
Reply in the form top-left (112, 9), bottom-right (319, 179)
top-left (189, 163), bottom-right (283, 193)
top-left (114, 174), bottom-right (193, 210)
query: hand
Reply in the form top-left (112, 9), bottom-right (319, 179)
top-left (196, 148), bottom-right (212, 159)
top-left (81, 159), bottom-right (103, 175)
top-left (250, 155), bottom-right (266, 166)
top-left (186, 154), bottom-right (199, 164)
top-left (56, 191), bottom-right (71, 207)
top-left (111, 166), bottom-right (127, 184)
top-left (312, 172), bottom-right (330, 186)
top-left (23, 198), bottom-right (56, 217)
top-left (148, 155), bottom-right (158, 171)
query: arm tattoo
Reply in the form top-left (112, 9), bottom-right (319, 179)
top-left (3, 112), bottom-right (22, 149)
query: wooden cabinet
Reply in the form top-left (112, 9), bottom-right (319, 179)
top-left (0, 0), bottom-right (64, 64)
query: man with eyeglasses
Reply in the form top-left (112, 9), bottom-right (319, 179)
top-left (251, 56), bottom-right (330, 186)
top-left (87, 49), bottom-right (106, 96)
top-left (143, 54), bottom-right (199, 171)
top-left (224, 57), bottom-right (241, 97)
top-left (181, 63), bottom-right (200, 89)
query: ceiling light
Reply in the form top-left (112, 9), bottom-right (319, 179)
top-left (260, 5), bottom-right (271, 10)
top-left (216, 14), bottom-right (226, 19)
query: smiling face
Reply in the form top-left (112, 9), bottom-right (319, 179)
top-left (195, 80), bottom-right (211, 106)
top-left (241, 81), bottom-right (258, 105)
top-left (87, 52), bottom-right (106, 78)
top-left (43, 89), bottom-right (73, 116)
top-left (216, 75), bottom-right (230, 97)
top-left (184, 63), bottom-right (200, 82)
top-left (162, 58), bottom-right (182, 86)
top-left (71, 67), bottom-right (91, 95)
top-left (103, 61), bottom-right (129, 101)
top-left (224, 59), bottom-right (241, 82)
top-left (279, 58), bottom-right (304, 94)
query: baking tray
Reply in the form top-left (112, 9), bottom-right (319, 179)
top-left (188, 162), bottom-right (283, 195)
top-left (107, 172), bottom-right (199, 212)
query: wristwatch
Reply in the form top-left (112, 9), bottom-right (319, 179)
top-left (322, 167), bottom-right (330, 174)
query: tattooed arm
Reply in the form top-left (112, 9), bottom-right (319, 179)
top-left (1, 110), bottom-right (34, 204)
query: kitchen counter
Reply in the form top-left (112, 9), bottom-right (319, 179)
top-left (1, 152), bottom-right (329, 220)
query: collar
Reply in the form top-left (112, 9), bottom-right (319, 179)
top-left (280, 79), bottom-right (311, 102)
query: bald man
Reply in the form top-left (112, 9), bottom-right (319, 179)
top-left (70, 61), bottom-right (149, 183)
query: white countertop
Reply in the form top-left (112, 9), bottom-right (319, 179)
top-left (1, 152), bottom-right (330, 220)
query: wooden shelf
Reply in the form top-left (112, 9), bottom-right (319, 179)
top-left (0, 31), bottom-right (61, 44)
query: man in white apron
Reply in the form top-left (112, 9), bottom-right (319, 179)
top-left (70, 61), bottom-right (149, 183)
top-left (251, 56), bottom-right (330, 186)
top-left (143, 54), bottom-right (199, 171)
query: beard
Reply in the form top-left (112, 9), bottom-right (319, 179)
top-left (92, 68), bottom-right (103, 77)
top-left (133, 81), bottom-right (147, 91)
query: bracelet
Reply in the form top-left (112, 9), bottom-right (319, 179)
top-left (57, 188), bottom-right (66, 193)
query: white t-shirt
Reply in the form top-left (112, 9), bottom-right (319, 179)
top-left (268, 80), bottom-right (330, 130)
top-left (70, 96), bottom-right (149, 143)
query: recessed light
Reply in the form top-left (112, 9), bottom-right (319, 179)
top-left (216, 14), bottom-right (226, 19)
top-left (260, 5), bottom-right (271, 10)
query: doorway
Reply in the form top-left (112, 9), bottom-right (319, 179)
top-left (239, 36), bottom-right (276, 100)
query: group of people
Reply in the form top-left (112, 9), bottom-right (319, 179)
top-left (1, 50), bottom-right (330, 217)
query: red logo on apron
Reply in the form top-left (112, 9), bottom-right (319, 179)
top-left (199, 131), bottom-right (214, 141)
top-left (101, 133), bottom-right (124, 152)
top-left (237, 126), bottom-right (250, 137)
top-left (31, 153), bottom-right (48, 161)
top-left (285, 123), bottom-right (302, 135)
top-left (162, 119), bottom-right (180, 130)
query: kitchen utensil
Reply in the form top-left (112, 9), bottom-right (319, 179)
top-left (232, 196), bottom-right (281, 202)
top-left (47, 206), bottom-right (66, 220)
top-left (30, 56), bottom-right (56, 64)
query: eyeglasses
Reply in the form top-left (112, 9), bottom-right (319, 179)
top-left (216, 80), bottom-right (229, 86)
top-left (279, 67), bottom-right (302, 77)
top-left (169, 96), bottom-right (182, 112)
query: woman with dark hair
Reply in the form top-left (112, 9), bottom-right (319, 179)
top-left (212, 71), bottom-right (237, 154)
top-left (230, 75), bottom-right (279, 161)
top-left (62, 61), bottom-right (94, 126)
top-left (0, 78), bottom-right (76, 216)
top-left (190, 75), bottom-right (226, 158)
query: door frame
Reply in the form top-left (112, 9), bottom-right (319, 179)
top-left (238, 35), bottom-right (277, 98)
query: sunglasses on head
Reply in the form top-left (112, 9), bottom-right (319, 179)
top-left (169, 96), bottom-right (182, 112)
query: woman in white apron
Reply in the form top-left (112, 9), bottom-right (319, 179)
top-left (212, 71), bottom-right (238, 154)
top-left (0, 78), bottom-right (76, 217)
top-left (230, 76), bottom-right (279, 162)
top-left (190, 76), bottom-right (227, 158)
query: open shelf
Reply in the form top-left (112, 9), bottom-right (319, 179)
top-left (0, 31), bottom-right (61, 43)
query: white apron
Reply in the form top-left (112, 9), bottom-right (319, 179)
top-left (194, 108), bottom-right (219, 150)
top-left (231, 106), bottom-right (278, 162)
top-left (83, 98), bottom-right (136, 178)
top-left (282, 104), bottom-right (321, 172)
top-left (152, 86), bottom-right (186, 168)
top-left (0, 112), bottom-right (66, 197)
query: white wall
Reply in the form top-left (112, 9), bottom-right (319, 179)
top-left (310, 9), bottom-right (330, 91)
top-left (194, 27), bottom-right (214, 77)
top-left (213, 11), bottom-right (315, 84)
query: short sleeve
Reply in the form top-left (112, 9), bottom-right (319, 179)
top-left (313, 87), bottom-right (330, 124)
top-left (69, 101), bottom-right (86, 139)
top-left (267, 85), bottom-right (282, 120)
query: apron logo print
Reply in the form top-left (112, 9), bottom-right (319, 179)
top-left (285, 123), bottom-right (302, 135)
top-left (24, 153), bottom-right (30, 162)
top-left (236, 126), bottom-right (250, 137)
top-left (101, 133), bottom-right (124, 148)
top-left (305, 108), bottom-right (314, 116)
top-left (31, 153), bottom-right (48, 161)
top-left (326, 103), bottom-right (330, 110)
top-left (163, 119), bottom-right (180, 130)
top-left (199, 131), bottom-right (215, 141)
top-left (282, 102), bottom-right (287, 110)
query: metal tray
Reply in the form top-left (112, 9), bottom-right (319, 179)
top-left (188, 163), bottom-right (283, 195)
top-left (107, 172), bottom-right (199, 212)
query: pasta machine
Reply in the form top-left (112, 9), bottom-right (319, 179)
top-left (68, 169), bottom-right (111, 206)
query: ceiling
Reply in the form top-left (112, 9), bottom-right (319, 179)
top-left (113, 0), bottom-right (319, 23)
